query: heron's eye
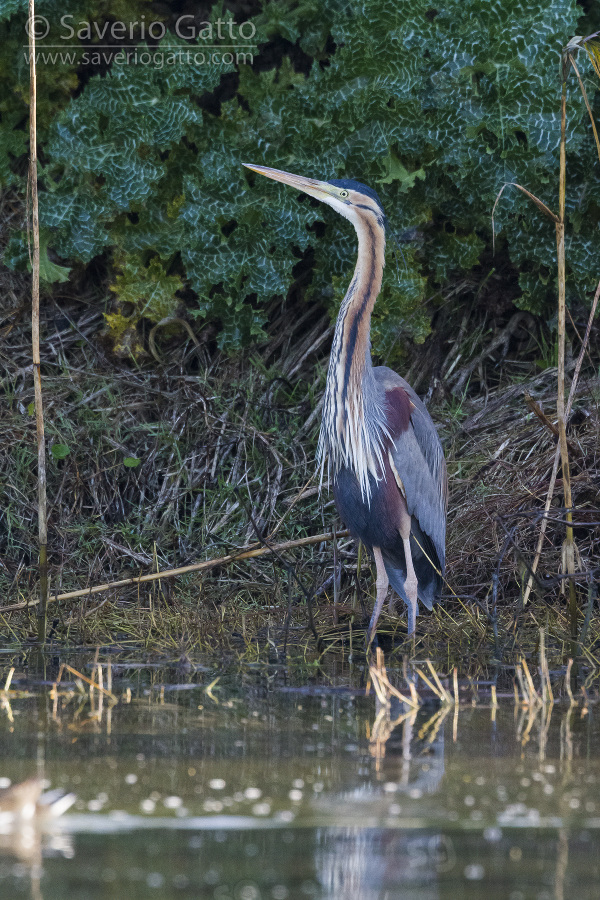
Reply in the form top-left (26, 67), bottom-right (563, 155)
top-left (339, 190), bottom-right (349, 199)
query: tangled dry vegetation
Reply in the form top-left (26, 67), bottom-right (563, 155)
top-left (1, 261), bottom-right (599, 672)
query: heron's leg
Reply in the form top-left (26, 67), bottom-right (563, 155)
top-left (402, 534), bottom-right (418, 635)
top-left (366, 546), bottom-right (388, 651)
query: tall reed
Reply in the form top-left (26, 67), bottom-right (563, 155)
top-left (27, 0), bottom-right (48, 641)
top-left (493, 35), bottom-right (600, 638)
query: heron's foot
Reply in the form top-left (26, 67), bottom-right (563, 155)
top-left (365, 609), bottom-right (380, 654)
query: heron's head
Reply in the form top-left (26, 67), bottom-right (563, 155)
top-left (243, 164), bottom-right (386, 232)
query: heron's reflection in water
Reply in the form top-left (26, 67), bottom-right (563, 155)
top-left (315, 679), bottom-right (453, 900)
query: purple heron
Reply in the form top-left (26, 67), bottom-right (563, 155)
top-left (244, 164), bottom-right (447, 645)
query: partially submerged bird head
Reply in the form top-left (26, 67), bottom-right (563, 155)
top-left (243, 164), bottom-right (386, 231)
top-left (0, 777), bottom-right (76, 824)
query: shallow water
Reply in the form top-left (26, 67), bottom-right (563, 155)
top-left (0, 655), bottom-right (599, 899)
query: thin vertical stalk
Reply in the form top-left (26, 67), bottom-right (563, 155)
top-left (28, 0), bottom-right (48, 642)
top-left (556, 78), bottom-right (577, 640)
top-left (522, 279), bottom-right (599, 608)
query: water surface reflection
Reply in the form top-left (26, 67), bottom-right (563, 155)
top-left (0, 656), bottom-right (597, 898)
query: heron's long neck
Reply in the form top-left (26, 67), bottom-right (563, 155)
top-left (319, 217), bottom-right (388, 499)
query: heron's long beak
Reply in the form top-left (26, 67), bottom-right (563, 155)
top-left (243, 163), bottom-right (333, 202)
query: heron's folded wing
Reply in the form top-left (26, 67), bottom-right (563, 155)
top-left (387, 402), bottom-right (447, 573)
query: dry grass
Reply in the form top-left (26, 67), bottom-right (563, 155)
top-left (441, 362), bottom-right (600, 660)
top-left (1, 263), bottom-right (599, 673)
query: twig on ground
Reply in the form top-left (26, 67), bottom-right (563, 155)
top-left (0, 531), bottom-right (348, 613)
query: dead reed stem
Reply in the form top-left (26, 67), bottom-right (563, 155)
top-left (494, 43), bottom-right (599, 629)
top-left (539, 628), bottom-right (554, 705)
top-left (62, 663), bottom-right (117, 702)
top-left (521, 656), bottom-right (540, 705)
top-left (368, 647), bottom-right (418, 708)
top-left (527, 43), bottom-right (600, 622)
top-left (556, 76), bottom-right (577, 638)
top-left (523, 278), bottom-right (600, 607)
top-left (0, 530), bottom-right (348, 612)
top-left (27, 0), bottom-right (47, 641)
top-left (564, 659), bottom-right (576, 705)
top-left (425, 659), bottom-right (452, 704)
top-left (415, 665), bottom-right (449, 703)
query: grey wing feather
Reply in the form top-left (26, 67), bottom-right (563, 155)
top-left (374, 367), bottom-right (447, 572)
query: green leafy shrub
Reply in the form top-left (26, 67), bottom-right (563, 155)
top-left (1, 0), bottom-right (597, 358)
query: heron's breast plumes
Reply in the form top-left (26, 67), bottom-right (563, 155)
top-left (318, 350), bottom-right (390, 503)
top-left (319, 371), bottom-right (414, 505)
